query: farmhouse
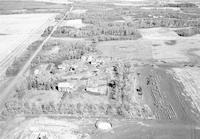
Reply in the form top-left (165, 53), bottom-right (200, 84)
top-left (57, 64), bottom-right (66, 70)
top-left (57, 82), bottom-right (75, 92)
top-left (34, 69), bottom-right (40, 75)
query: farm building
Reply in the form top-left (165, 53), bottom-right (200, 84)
top-left (57, 64), bottom-right (66, 70)
top-left (81, 54), bottom-right (105, 66)
top-left (34, 69), bottom-right (40, 75)
top-left (57, 82), bottom-right (75, 92)
top-left (86, 85), bottom-right (108, 95)
top-left (81, 54), bottom-right (96, 63)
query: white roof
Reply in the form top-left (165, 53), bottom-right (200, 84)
top-left (34, 69), bottom-right (40, 75)
top-left (58, 64), bottom-right (66, 69)
top-left (86, 86), bottom-right (107, 95)
top-left (95, 121), bottom-right (112, 130)
top-left (86, 87), bottom-right (99, 92)
top-left (58, 82), bottom-right (74, 88)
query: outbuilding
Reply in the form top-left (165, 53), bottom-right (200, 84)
top-left (86, 85), bottom-right (108, 95)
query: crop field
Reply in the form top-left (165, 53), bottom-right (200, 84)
top-left (96, 40), bottom-right (152, 61)
top-left (139, 28), bottom-right (200, 64)
top-left (0, 0), bottom-right (67, 14)
top-left (0, 13), bottom-right (56, 78)
top-left (96, 27), bottom-right (200, 64)
top-left (0, 13), bottom-right (55, 60)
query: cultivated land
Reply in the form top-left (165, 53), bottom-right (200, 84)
top-left (0, 0), bottom-right (68, 80)
top-left (0, 13), bottom-right (55, 62)
top-left (0, 0), bottom-right (67, 14)
top-left (1, 0), bottom-right (200, 139)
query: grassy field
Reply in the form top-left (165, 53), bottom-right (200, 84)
top-left (96, 27), bottom-right (200, 64)
top-left (139, 28), bottom-right (200, 64)
top-left (96, 40), bottom-right (152, 61)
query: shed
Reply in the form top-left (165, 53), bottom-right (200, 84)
top-left (86, 85), bottom-right (108, 95)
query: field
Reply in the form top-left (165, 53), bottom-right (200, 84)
top-left (0, 13), bottom-right (56, 78)
top-left (96, 27), bottom-right (200, 64)
top-left (96, 40), bottom-right (152, 61)
top-left (140, 28), bottom-right (200, 63)
top-left (0, 13), bottom-right (55, 61)
top-left (0, 117), bottom-right (80, 139)
top-left (0, 0), bottom-right (67, 14)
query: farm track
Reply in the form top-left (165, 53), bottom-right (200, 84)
top-left (0, 6), bottom-right (73, 110)
top-left (0, 16), bottom-right (55, 79)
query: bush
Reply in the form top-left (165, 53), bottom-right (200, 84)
top-left (164, 40), bottom-right (177, 45)
top-left (164, 3), bottom-right (198, 8)
top-left (175, 27), bottom-right (200, 37)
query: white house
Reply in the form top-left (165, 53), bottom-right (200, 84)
top-left (57, 82), bottom-right (74, 92)
top-left (57, 64), bottom-right (66, 70)
top-left (34, 69), bottom-right (40, 75)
